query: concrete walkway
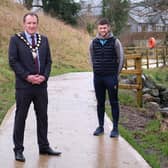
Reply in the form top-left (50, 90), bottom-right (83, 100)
top-left (0, 72), bottom-right (151, 168)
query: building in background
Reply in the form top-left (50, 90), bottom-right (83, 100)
top-left (31, 0), bottom-right (43, 12)
top-left (128, 5), bottom-right (168, 33)
top-left (14, 0), bottom-right (43, 12)
top-left (79, 0), bottom-right (101, 16)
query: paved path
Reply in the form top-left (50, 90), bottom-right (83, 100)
top-left (0, 72), bottom-right (151, 168)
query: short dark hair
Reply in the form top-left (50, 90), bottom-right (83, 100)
top-left (23, 12), bottom-right (39, 23)
top-left (97, 18), bottom-right (110, 26)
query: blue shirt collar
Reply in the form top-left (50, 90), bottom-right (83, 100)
top-left (99, 39), bottom-right (107, 45)
top-left (24, 31), bottom-right (37, 44)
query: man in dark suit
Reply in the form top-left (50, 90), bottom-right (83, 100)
top-left (8, 12), bottom-right (61, 162)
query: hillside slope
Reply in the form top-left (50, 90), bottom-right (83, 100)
top-left (0, 0), bottom-right (91, 76)
top-left (0, 0), bottom-right (91, 123)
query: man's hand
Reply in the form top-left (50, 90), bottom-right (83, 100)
top-left (36, 75), bottom-right (46, 84)
top-left (26, 75), bottom-right (46, 84)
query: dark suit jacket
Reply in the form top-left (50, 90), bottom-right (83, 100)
top-left (8, 32), bottom-right (52, 89)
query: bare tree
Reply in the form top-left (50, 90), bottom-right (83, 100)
top-left (144, 0), bottom-right (168, 11)
top-left (131, 0), bottom-right (168, 15)
top-left (130, 0), bottom-right (168, 28)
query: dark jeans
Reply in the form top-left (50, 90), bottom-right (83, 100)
top-left (13, 87), bottom-right (49, 152)
top-left (94, 74), bottom-right (119, 128)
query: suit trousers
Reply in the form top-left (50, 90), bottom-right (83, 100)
top-left (13, 87), bottom-right (49, 152)
top-left (93, 74), bottom-right (119, 128)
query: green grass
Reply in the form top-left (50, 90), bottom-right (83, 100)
top-left (143, 66), bottom-right (168, 87)
top-left (0, 50), bottom-right (15, 124)
top-left (0, 0), bottom-right (90, 125)
top-left (0, 82), bottom-right (15, 124)
top-left (119, 89), bottom-right (138, 107)
top-left (51, 63), bottom-right (88, 76)
top-left (106, 70), bottom-right (168, 168)
top-left (106, 108), bottom-right (161, 168)
top-left (0, 4), bottom-right (168, 163)
top-left (0, 67), bottom-right (86, 125)
top-left (118, 126), bottom-right (160, 168)
top-left (0, 58), bottom-right (88, 124)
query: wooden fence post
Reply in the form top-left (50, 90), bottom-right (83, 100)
top-left (146, 49), bottom-right (149, 69)
top-left (135, 56), bottom-right (142, 107)
top-left (163, 47), bottom-right (166, 66)
top-left (123, 46), bottom-right (168, 107)
top-left (156, 48), bottom-right (159, 67)
top-left (120, 55), bottom-right (142, 107)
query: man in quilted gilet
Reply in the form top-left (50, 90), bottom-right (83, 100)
top-left (89, 18), bottom-right (124, 138)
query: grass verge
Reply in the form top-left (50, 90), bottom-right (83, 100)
top-left (106, 102), bottom-right (162, 168)
top-left (106, 66), bottom-right (168, 168)
top-left (143, 66), bottom-right (168, 87)
top-left (0, 49), bottom-right (15, 124)
top-left (0, 62), bottom-right (88, 124)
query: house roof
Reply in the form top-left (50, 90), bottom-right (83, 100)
top-left (129, 5), bottom-right (168, 25)
top-left (129, 6), bottom-right (158, 24)
top-left (161, 10), bottom-right (168, 24)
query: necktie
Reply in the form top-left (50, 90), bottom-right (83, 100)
top-left (31, 35), bottom-right (39, 74)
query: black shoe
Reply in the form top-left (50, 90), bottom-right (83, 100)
top-left (39, 147), bottom-right (61, 156)
top-left (93, 126), bottom-right (104, 136)
top-left (110, 128), bottom-right (119, 138)
top-left (15, 151), bottom-right (25, 162)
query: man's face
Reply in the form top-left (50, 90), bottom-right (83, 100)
top-left (24, 15), bottom-right (38, 35)
top-left (97, 24), bottom-right (110, 38)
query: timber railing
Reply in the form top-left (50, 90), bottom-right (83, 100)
top-left (120, 46), bottom-right (168, 107)
top-left (119, 54), bottom-right (143, 107)
top-left (124, 46), bottom-right (168, 69)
